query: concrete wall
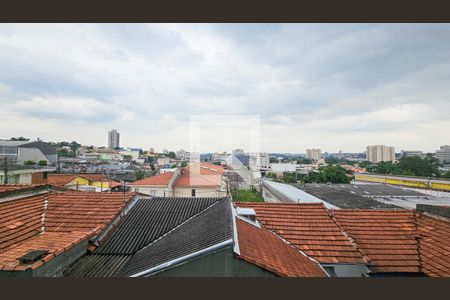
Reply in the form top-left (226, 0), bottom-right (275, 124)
top-left (17, 147), bottom-right (51, 165)
top-left (130, 186), bottom-right (172, 197)
top-left (322, 264), bottom-right (369, 277)
top-left (151, 247), bottom-right (276, 277)
top-left (173, 186), bottom-right (226, 198)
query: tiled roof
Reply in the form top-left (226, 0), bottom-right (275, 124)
top-left (235, 202), bottom-right (366, 264)
top-left (47, 174), bottom-right (77, 187)
top-left (65, 197), bottom-right (230, 277)
top-left (0, 184), bottom-right (46, 193)
top-left (173, 162), bottom-right (224, 188)
top-left (236, 218), bottom-right (327, 277)
top-left (0, 191), bottom-right (135, 271)
top-left (333, 209), bottom-right (450, 276)
top-left (332, 210), bottom-right (420, 273)
top-left (128, 172), bottom-right (174, 186)
top-left (173, 169), bottom-right (222, 187)
top-left (417, 213), bottom-right (450, 277)
top-left (78, 174), bottom-right (109, 182)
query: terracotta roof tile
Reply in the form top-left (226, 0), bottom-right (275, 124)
top-left (332, 209), bottom-right (421, 274)
top-left (128, 172), bottom-right (174, 186)
top-left (236, 218), bottom-right (327, 277)
top-left (235, 202), bottom-right (366, 264)
top-left (0, 191), bottom-right (135, 270)
top-left (0, 184), bottom-right (47, 193)
top-left (47, 174), bottom-right (78, 187)
top-left (173, 163), bottom-right (223, 187)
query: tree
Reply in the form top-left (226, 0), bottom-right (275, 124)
top-left (181, 161), bottom-right (188, 168)
top-left (269, 157), bottom-right (278, 163)
top-left (168, 151), bottom-right (176, 159)
top-left (10, 137), bottom-right (30, 141)
top-left (134, 170), bottom-right (146, 181)
top-left (304, 165), bottom-right (351, 184)
top-left (38, 160), bottom-right (47, 166)
top-left (442, 171), bottom-right (450, 179)
top-left (70, 141), bottom-right (81, 152)
top-left (24, 160), bottom-right (35, 165)
top-left (123, 155), bottom-right (133, 162)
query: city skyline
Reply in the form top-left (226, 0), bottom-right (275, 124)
top-left (1, 24), bottom-right (449, 152)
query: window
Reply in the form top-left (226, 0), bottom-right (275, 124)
top-left (43, 172), bottom-right (48, 179)
top-left (191, 189), bottom-right (196, 197)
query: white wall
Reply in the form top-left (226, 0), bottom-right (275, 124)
top-left (18, 147), bottom-right (50, 164)
top-left (173, 186), bottom-right (226, 198)
top-left (130, 186), bottom-right (172, 197)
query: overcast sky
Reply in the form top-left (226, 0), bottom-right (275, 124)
top-left (0, 24), bottom-right (449, 153)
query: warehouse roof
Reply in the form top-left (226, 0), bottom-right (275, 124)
top-left (292, 183), bottom-right (400, 209)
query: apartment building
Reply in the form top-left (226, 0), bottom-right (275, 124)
top-left (306, 149), bottom-right (321, 161)
top-left (436, 145), bottom-right (450, 163)
top-left (108, 129), bottom-right (120, 149)
top-left (366, 145), bottom-right (395, 163)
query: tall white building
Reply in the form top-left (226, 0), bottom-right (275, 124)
top-left (366, 145), bottom-right (395, 163)
top-left (250, 152), bottom-right (270, 171)
top-left (306, 149), bottom-right (321, 161)
top-left (436, 145), bottom-right (450, 163)
top-left (108, 129), bottom-right (120, 149)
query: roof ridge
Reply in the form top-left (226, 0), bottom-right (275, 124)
top-left (413, 211), bottom-right (425, 275)
top-left (327, 209), bottom-right (371, 265)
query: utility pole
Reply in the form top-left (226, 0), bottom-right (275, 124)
top-left (2, 157), bottom-right (8, 184)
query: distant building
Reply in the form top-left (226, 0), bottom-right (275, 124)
top-left (108, 129), bottom-right (120, 149)
top-left (400, 150), bottom-right (424, 158)
top-left (0, 140), bottom-right (57, 166)
top-left (306, 149), bottom-right (321, 161)
top-left (366, 145), bottom-right (395, 163)
top-left (0, 165), bottom-right (55, 184)
top-left (128, 162), bottom-right (226, 197)
top-left (436, 145), bottom-right (450, 163)
top-left (176, 149), bottom-right (191, 160)
top-left (250, 152), bottom-right (270, 171)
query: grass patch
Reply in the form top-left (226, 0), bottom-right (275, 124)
top-left (232, 189), bottom-right (264, 202)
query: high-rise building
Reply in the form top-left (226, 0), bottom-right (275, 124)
top-left (435, 145), bottom-right (450, 163)
top-left (108, 129), bottom-right (120, 149)
top-left (400, 150), bottom-right (424, 158)
top-left (366, 145), bottom-right (395, 163)
top-left (306, 149), bottom-right (321, 161)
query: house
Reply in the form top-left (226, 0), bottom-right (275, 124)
top-left (127, 172), bottom-right (176, 197)
top-left (0, 188), bottom-right (137, 277)
top-left (0, 140), bottom-right (57, 166)
top-left (47, 174), bottom-right (121, 192)
top-left (128, 162), bottom-right (227, 198)
top-left (64, 197), bottom-right (327, 277)
top-left (0, 165), bottom-right (56, 185)
top-left (236, 202), bottom-right (450, 277)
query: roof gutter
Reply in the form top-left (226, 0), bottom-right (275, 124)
top-left (129, 238), bottom-right (234, 277)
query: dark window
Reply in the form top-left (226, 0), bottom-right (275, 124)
top-left (43, 172), bottom-right (48, 179)
top-left (191, 189), bottom-right (196, 197)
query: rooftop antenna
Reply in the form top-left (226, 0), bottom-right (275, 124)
top-left (41, 196), bottom-right (49, 234)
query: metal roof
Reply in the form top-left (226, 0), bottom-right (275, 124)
top-left (292, 183), bottom-right (400, 209)
top-left (95, 197), bottom-right (221, 254)
top-left (263, 180), bottom-right (339, 209)
top-left (118, 198), bottom-right (233, 277)
top-left (65, 196), bottom-right (232, 277)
